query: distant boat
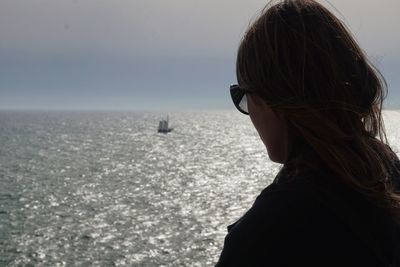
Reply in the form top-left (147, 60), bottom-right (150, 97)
top-left (158, 116), bottom-right (173, 133)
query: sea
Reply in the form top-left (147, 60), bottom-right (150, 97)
top-left (1, 110), bottom-right (399, 267)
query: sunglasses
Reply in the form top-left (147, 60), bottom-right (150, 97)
top-left (230, 84), bottom-right (252, 115)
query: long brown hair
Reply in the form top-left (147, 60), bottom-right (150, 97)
top-left (237, 0), bottom-right (400, 220)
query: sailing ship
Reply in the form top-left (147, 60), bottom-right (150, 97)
top-left (158, 116), bottom-right (173, 133)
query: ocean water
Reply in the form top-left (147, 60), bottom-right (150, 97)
top-left (0, 110), bottom-right (399, 266)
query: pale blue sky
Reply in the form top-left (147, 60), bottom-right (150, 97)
top-left (0, 0), bottom-right (399, 110)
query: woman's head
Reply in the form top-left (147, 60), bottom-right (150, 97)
top-left (235, 0), bottom-right (400, 219)
top-left (237, 0), bottom-right (385, 143)
top-left (237, 0), bottom-right (386, 161)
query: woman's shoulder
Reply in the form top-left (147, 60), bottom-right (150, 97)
top-left (250, 170), bottom-right (335, 229)
top-left (217, 175), bottom-right (379, 266)
top-left (254, 168), bottom-right (331, 213)
top-left (255, 168), bottom-right (390, 228)
top-left (217, 169), bottom-right (389, 266)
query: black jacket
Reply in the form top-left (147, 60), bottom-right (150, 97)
top-left (215, 168), bottom-right (400, 267)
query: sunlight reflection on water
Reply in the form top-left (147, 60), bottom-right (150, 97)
top-left (0, 110), bottom-right (399, 266)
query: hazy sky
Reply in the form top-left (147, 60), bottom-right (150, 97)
top-left (0, 0), bottom-right (399, 110)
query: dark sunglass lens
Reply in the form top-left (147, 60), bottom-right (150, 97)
top-left (238, 94), bottom-right (248, 114)
top-left (230, 85), bottom-right (249, 115)
top-left (230, 85), bottom-right (242, 104)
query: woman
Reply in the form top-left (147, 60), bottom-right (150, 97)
top-left (216, 0), bottom-right (400, 266)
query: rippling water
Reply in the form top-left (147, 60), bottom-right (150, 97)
top-left (1, 110), bottom-right (399, 266)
